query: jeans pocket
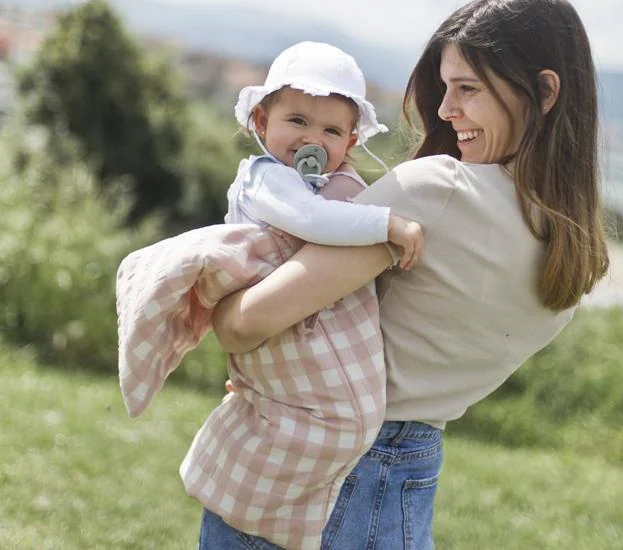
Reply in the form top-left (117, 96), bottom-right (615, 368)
top-left (402, 476), bottom-right (439, 550)
top-left (236, 531), bottom-right (283, 550)
top-left (321, 474), bottom-right (359, 549)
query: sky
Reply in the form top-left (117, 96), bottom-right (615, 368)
top-left (163, 0), bottom-right (623, 72)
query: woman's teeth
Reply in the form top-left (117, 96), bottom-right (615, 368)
top-left (457, 130), bottom-right (482, 142)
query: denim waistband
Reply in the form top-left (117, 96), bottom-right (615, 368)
top-left (377, 420), bottom-right (441, 446)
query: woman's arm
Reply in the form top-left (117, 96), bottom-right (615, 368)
top-left (212, 242), bottom-right (394, 353)
top-left (212, 156), bottom-right (458, 353)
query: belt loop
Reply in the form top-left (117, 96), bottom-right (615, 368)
top-left (388, 421), bottom-right (412, 447)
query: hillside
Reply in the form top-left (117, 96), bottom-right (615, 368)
top-left (10, 0), bottom-right (623, 115)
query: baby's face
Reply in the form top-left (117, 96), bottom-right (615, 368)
top-left (254, 87), bottom-right (358, 174)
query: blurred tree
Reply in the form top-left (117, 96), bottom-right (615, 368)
top-left (175, 102), bottom-right (253, 229)
top-left (17, 0), bottom-right (187, 225)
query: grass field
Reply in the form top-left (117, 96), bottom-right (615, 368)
top-left (1, 344), bottom-right (622, 550)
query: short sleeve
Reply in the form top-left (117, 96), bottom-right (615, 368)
top-left (352, 155), bottom-right (457, 237)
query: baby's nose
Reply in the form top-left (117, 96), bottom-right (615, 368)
top-left (302, 128), bottom-right (323, 145)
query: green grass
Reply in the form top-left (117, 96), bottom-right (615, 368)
top-left (1, 343), bottom-right (622, 549)
top-left (449, 307), bottom-right (623, 464)
top-left (436, 441), bottom-right (623, 549)
top-left (0, 345), bottom-right (216, 549)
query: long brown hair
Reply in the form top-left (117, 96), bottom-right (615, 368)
top-left (403, 0), bottom-right (609, 311)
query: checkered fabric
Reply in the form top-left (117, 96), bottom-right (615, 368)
top-left (117, 224), bottom-right (291, 417)
top-left (117, 192), bottom-right (386, 550)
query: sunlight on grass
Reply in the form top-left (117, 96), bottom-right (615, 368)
top-left (436, 439), bottom-right (623, 549)
top-left (1, 344), bottom-right (622, 549)
top-left (0, 345), bottom-right (216, 549)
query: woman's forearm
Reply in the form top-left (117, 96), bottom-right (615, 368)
top-left (212, 242), bottom-right (393, 353)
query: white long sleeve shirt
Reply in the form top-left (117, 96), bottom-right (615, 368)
top-left (225, 155), bottom-right (390, 245)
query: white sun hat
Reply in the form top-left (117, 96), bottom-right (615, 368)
top-left (234, 41), bottom-right (388, 145)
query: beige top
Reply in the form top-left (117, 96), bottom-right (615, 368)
top-left (355, 155), bottom-right (575, 428)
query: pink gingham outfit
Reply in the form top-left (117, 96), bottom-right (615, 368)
top-left (117, 184), bottom-right (387, 550)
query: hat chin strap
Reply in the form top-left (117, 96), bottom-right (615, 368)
top-left (356, 122), bottom-right (389, 174)
top-left (250, 125), bottom-right (273, 158)
top-left (359, 139), bottom-right (389, 173)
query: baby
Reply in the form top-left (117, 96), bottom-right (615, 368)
top-left (227, 41), bottom-right (422, 269)
top-left (116, 41), bottom-right (424, 550)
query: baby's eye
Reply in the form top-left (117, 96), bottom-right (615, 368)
top-left (289, 117), bottom-right (306, 125)
top-left (325, 127), bottom-right (341, 136)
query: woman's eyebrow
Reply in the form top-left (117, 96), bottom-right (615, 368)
top-left (445, 76), bottom-right (480, 83)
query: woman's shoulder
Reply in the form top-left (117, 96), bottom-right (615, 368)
top-left (387, 156), bottom-right (457, 201)
top-left (395, 154), bottom-right (506, 182)
top-left (394, 154), bottom-right (458, 180)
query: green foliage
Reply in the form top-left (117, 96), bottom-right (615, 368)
top-left (448, 307), bottom-right (623, 462)
top-left (344, 118), bottom-right (410, 184)
top-left (170, 102), bottom-right (250, 231)
top-left (0, 120), bottom-right (229, 385)
top-left (17, 0), bottom-right (188, 225)
top-left (604, 206), bottom-right (623, 242)
top-left (0, 132), bottom-right (160, 370)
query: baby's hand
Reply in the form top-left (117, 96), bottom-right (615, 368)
top-left (388, 214), bottom-right (424, 270)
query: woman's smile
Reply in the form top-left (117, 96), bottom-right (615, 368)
top-left (456, 129), bottom-right (483, 153)
top-left (456, 129), bottom-right (483, 142)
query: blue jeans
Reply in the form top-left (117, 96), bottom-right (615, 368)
top-left (198, 420), bottom-right (443, 550)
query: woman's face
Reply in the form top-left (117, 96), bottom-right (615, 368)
top-left (438, 44), bottom-right (528, 164)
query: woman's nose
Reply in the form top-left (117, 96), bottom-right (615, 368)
top-left (438, 93), bottom-right (460, 121)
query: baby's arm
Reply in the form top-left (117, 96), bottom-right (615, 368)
top-left (253, 164), bottom-right (422, 268)
top-left (251, 164), bottom-right (389, 246)
top-left (387, 214), bottom-right (423, 270)
top-left (326, 165), bottom-right (423, 269)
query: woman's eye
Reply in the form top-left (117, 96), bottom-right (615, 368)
top-left (460, 85), bottom-right (477, 93)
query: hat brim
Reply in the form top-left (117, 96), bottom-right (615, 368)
top-left (235, 83), bottom-right (388, 145)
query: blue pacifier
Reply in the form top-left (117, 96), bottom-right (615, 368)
top-left (293, 144), bottom-right (328, 184)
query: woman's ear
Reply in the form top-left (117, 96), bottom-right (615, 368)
top-left (538, 70), bottom-right (561, 115)
top-left (252, 105), bottom-right (269, 137)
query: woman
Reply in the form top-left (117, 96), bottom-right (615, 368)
top-left (207, 0), bottom-right (609, 548)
